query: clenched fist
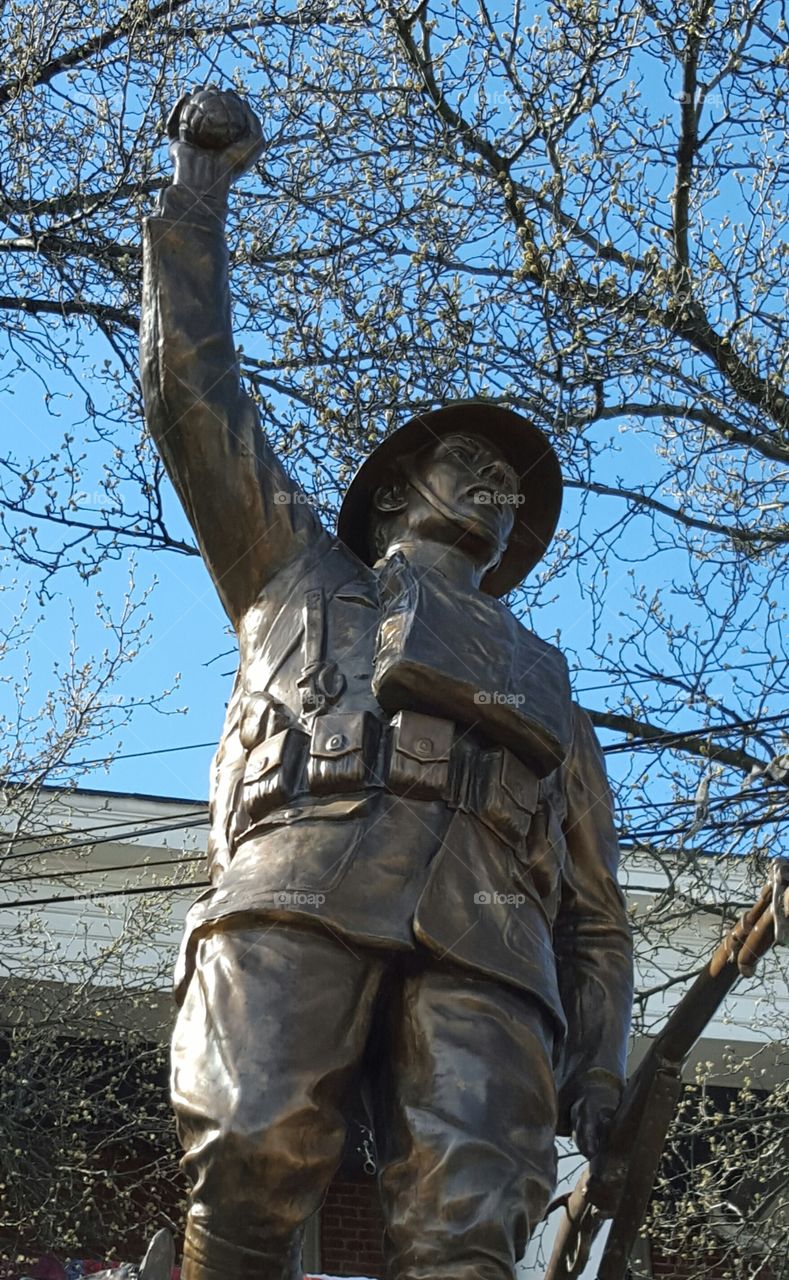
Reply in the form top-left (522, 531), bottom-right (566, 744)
top-left (166, 86), bottom-right (264, 204)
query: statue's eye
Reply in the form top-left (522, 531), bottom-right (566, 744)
top-left (446, 443), bottom-right (474, 463)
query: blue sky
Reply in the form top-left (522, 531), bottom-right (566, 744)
top-left (1, 6), bottom-right (785, 821)
top-left (1, 342), bottom-right (697, 804)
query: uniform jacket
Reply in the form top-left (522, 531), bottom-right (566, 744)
top-left (140, 185), bottom-right (634, 1126)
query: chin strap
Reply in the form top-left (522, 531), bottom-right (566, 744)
top-left (406, 473), bottom-right (507, 569)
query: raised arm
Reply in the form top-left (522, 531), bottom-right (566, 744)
top-left (140, 88), bottom-right (325, 626)
top-left (553, 705), bottom-right (634, 1159)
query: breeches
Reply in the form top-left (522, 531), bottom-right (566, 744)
top-left (171, 923), bottom-right (558, 1280)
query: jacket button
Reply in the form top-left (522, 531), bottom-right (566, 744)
top-left (416, 737), bottom-right (433, 756)
top-left (327, 733), bottom-right (346, 751)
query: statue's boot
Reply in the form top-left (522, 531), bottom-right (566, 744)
top-left (181, 1221), bottom-right (304, 1280)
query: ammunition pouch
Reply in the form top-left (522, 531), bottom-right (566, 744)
top-left (243, 726), bottom-right (307, 824)
top-left (307, 711), bottom-right (379, 795)
top-left (240, 707), bottom-right (543, 851)
top-left (474, 747), bottom-right (540, 848)
top-left (386, 710), bottom-right (454, 799)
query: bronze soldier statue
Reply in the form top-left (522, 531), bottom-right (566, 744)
top-left (140, 86), bottom-right (633, 1280)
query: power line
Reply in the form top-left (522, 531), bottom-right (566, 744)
top-left (3, 853), bottom-right (204, 887)
top-left (6, 803), bottom-right (205, 834)
top-left (0, 814), bottom-right (208, 865)
top-left (602, 711), bottom-right (789, 756)
top-left (6, 704), bottom-right (785, 776)
top-left (2, 783), bottom-right (782, 874)
top-left (34, 741), bottom-right (217, 772)
top-left (0, 872), bottom-right (770, 914)
top-left (0, 880), bottom-right (211, 910)
top-left (3, 703), bottom-right (785, 793)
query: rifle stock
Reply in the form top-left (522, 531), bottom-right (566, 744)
top-left (544, 865), bottom-right (786, 1280)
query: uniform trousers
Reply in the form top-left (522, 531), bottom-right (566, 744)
top-left (171, 921), bottom-right (558, 1280)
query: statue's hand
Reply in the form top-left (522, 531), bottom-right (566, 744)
top-left (167, 86), bottom-right (264, 203)
top-left (569, 1079), bottom-right (622, 1163)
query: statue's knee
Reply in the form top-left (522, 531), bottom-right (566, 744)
top-left (185, 1118), bottom-right (336, 1235)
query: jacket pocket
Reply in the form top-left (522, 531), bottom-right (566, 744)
top-left (387, 710), bottom-right (454, 799)
top-left (475, 748), bottom-right (539, 849)
top-left (307, 711), bottom-right (379, 795)
top-left (239, 691), bottom-right (292, 750)
top-left (243, 727), bottom-right (307, 822)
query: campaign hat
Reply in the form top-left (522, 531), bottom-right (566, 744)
top-left (336, 400), bottom-right (562, 596)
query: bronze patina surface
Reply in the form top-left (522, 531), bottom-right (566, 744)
top-left (140, 86), bottom-right (634, 1280)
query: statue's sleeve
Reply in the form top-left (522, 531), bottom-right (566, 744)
top-left (140, 185), bottom-right (326, 624)
top-left (553, 705), bottom-right (634, 1126)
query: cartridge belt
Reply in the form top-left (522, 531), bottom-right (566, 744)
top-left (241, 709), bottom-right (540, 850)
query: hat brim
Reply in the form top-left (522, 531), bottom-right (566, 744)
top-left (336, 401), bottom-right (562, 597)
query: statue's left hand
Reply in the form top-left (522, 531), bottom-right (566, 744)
top-left (569, 1079), bottom-right (622, 1161)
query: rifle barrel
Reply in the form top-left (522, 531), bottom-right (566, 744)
top-left (543, 878), bottom-right (778, 1280)
top-left (650, 883), bottom-right (773, 1066)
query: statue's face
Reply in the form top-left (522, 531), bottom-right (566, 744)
top-left (417, 433), bottom-right (519, 546)
top-left (375, 431), bottom-right (519, 573)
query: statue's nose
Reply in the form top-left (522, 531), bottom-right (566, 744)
top-left (479, 459), bottom-right (515, 492)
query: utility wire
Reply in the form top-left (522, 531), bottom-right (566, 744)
top-left (32, 740), bottom-right (217, 773)
top-left (2, 804), bottom-right (206, 843)
top-left (0, 814), bottom-right (208, 865)
top-left (1, 783), bottom-right (782, 872)
top-left (3, 853), bottom-right (205, 887)
top-left (603, 714), bottom-right (789, 756)
top-left (0, 881), bottom-right (212, 909)
top-left (5, 705), bottom-right (785, 774)
top-left (0, 877), bottom-right (724, 913)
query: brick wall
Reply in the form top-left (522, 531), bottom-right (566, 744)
top-left (317, 1190), bottom-right (780, 1280)
top-left (319, 1178), bottom-right (385, 1279)
top-left (651, 1248), bottom-right (775, 1279)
